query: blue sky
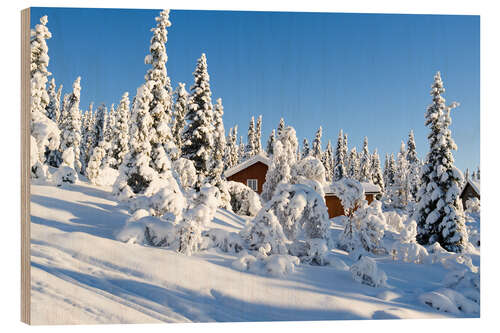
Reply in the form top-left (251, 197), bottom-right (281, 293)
top-left (31, 7), bottom-right (480, 172)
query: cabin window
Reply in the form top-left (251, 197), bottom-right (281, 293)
top-left (247, 179), bottom-right (258, 191)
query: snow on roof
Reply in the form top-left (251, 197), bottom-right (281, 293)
top-left (461, 178), bottom-right (480, 197)
top-left (224, 153), bottom-right (271, 178)
top-left (324, 181), bottom-right (381, 195)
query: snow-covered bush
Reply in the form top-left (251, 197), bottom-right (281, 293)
top-left (232, 249), bottom-right (300, 277)
top-left (53, 148), bottom-right (78, 185)
top-left (177, 185), bottom-right (221, 255)
top-left (226, 181), bottom-right (262, 216)
top-left (384, 211), bottom-right (405, 233)
top-left (116, 214), bottom-right (177, 247)
top-left (202, 229), bottom-right (244, 253)
top-left (465, 198), bottom-right (480, 247)
top-left (350, 256), bottom-right (387, 288)
top-left (87, 145), bottom-right (107, 184)
top-left (53, 166), bottom-right (78, 186)
top-left (329, 178), bottom-right (365, 216)
top-left (173, 157), bottom-right (197, 190)
top-left (338, 200), bottom-right (386, 255)
top-left (30, 135), bottom-right (49, 179)
top-left (290, 156), bottom-right (327, 198)
top-left (389, 220), bottom-right (430, 264)
top-left (241, 183), bottom-right (331, 264)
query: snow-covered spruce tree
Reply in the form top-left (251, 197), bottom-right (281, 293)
top-left (238, 136), bottom-right (245, 163)
top-left (311, 126), bottom-right (323, 160)
top-left (301, 138), bottom-right (310, 159)
top-left (45, 78), bottom-right (60, 122)
top-left (277, 118), bottom-right (285, 137)
top-left (30, 15), bottom-right (61, 175)
top-left (392, 141), bottom-right (411, 209)
top-left (334, 129), bottom-right (347, 181)
top-left (205, 98), bottom-right (230, 208)
top-left (322, 140), bottom-right (334, 182)
top-left (359, 137), bottom-right (371, 183)
top-left (347, 147), bottom-right (360, 180)
top-left (343, 133), bottom-right (349, 168)
top-left (371, 149), bottom-right (384, 192)
top-left (171, 82), bottom-right (188, 159)
top-left (413, 71), bottom-right (468, 252)
top-left (144, 9), bottom-right (176, 174)
top-left (113, 82), bottom-right (155, 196)
top-left (261, 126), bottom-right (298, 202)
top-left (266, 129), bottom-right (276, 157)
top-left (44, 78), bottom-right (63, 167)
top-left (60, 77), bottom-right (83, 172)
top-left (225, 126), bottom-right (239, 169)
top-left (112, 92), bottom-right (131, 169)
top-left (182, 53), bottom-right (216, 188)
top-left (79, 110), bottom-right (90, 173)
top-left (255, 115), bottom-right (263, 154)
top-left (245, 116), bottom-right (256, 160)
top-left (406, 130), bottom-right (421, 199)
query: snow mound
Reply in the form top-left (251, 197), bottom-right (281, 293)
top-left (419, 288), bottom-right (479, 315)
top-left (232, 249), bottom-right (300, 277)
top-left (53, 165), bottom-right (78, 186)
top-left (350, 256), bottom-right (387, 288)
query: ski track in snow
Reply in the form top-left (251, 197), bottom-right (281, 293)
top-left (30, 181), bottom-right (472, 324)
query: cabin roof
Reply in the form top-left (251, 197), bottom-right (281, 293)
top-left (224, 153), bottom-right (271, 178)
top-left (461, 178), bottom-right (480, 197)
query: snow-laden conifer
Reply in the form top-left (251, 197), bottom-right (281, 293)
top-left (30, 15), bottom-right (61, 172)
top-left (334, 129), bottom-right (347, 181)
top-left (413, 72), bottom-right (468, 252)
top-left (60, 77), bottom-right (83, 172)
top-left (322, 140), bottom-right (334, 182)
top-left (392, 141), bottom-right (411, 209)
top-left (359, 137), bottom-right (371, 183)
top-left (371, 149), bottom-right (384, 192)
top-left (205, 98), bottom-right (230, 208)
top-left (261, 126), bottom-right (298, 202)
top-left (182, 53), bottom-right (216, 188)
top-left (301, 138), bottom-right (310, 159)
top-left (238, 136), bottom-right (245, 163)
top-left (277, 118), bottom-right (285, 137)
top-left (255, 115), bottom-right (263, 154)
top-left (171, 82), bottom-right (188, 159)
top-left (225, 126), bottom-right (239, 169)
top-left (347, 147), bottom-right (360, 180)
top-left (245, 116), bottom-right (256, 160)
top-left (112, 92), bottom-right (131, 168)
top-left (266, 129), bottom-right (276, 157)
top-left (113, 82), bottom-right (155, 196)
top-left (144, 10), bottom-right (176, 173)
top-left (311, 126), bottom-right (323, 160)
top-left (406, 130), bottom-right (421, 199)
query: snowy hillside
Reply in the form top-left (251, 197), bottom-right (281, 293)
top-left (30, 180), bottom-right (478, 324)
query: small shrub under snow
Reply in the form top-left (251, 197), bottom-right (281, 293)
top-left (338, 200), bottom-right (386, 255)
top-left (226, 181), bottom-right (262, 216)
top-left (350, 256), bottom-right (387, 288)
top-left (232, 249), bottom-right (300, 277)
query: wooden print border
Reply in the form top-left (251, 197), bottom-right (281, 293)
top-left (21, 7), bottom-right (31, 325)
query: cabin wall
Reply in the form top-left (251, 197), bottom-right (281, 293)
top-left (460, 184), bottom-right (480, 208)
top-left (226, 162), bottom-right (268, 194)
top-left (325, 193), bottom-right (377, 219)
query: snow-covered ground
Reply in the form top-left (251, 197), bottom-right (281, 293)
top-left (30, 180), bottom-right (478, 324)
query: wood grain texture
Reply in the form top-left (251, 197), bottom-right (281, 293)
top-left (21, 7), bottom-right (31, 325)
